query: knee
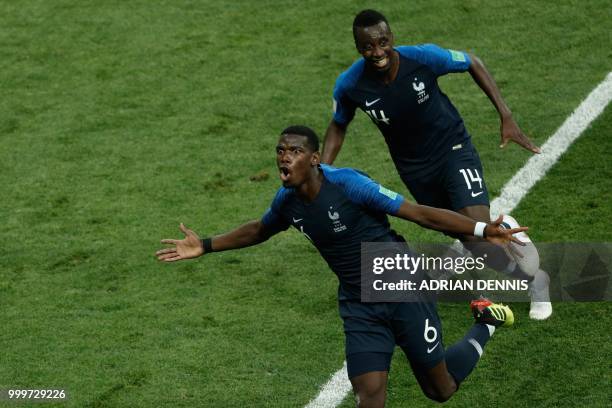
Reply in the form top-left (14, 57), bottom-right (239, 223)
top-left (420, 380), bottom-right (457, 403)
top-left (354, 382), bottom-right (386, 406)
top-left (423, 388), bottom-right (455, 403)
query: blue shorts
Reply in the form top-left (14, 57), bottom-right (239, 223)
top-left (400, 143), bottom-right (490, 211)
top-left (339, 301), bottom-right (445, 378)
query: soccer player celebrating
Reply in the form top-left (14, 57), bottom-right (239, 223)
top-left (157, 126), bottom-right (524, 406)
top-left (321, 9), bottom-right (551, 320)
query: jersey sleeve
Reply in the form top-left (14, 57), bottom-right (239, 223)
top-left (322, 165), bottom-right (405, 215)
top-left (261, 188), bottom-right (291, 234)
top-left (332, 59), bottom-right (366, 126)
top-left (397, 44), bottom-right (471, 76)
top-left (332, 73), bottom-right (358, 125)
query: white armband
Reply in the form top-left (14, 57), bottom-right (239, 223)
top-left (474, 222), bottom-right (487, 238)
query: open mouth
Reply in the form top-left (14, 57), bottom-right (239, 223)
top-left (279, 166), bottom-right (290, 182)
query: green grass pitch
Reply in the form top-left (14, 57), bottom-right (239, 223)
top-left (0, 1), bottom-right (610, 407)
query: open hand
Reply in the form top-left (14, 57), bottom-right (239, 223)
top-left (156, 223), bottom-right (203, 262)
top-left (500, 116), bottom-right (541, 154)
top-left (485, 215), bottom-right (529, 248)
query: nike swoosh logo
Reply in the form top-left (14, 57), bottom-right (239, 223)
top-left (427, 342), bottom-right (440, 354)
top-left (292, 218), bottom-right (303, 223)
top-left (365, 98), bottom-right (381, 107)
top-left (471, 191), bottom-right (484, 197)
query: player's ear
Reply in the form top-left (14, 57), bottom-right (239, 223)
top-left (311, 151), bottom-right (320, 166)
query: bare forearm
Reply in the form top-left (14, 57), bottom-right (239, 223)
top-left (210, 220), bottom-right (272, 252)
top-left (321, 120), bottom-right (347, 164)
top-left (396, 201), bottom-right (482, 236)
top-left (468, 55), bottom-right (512, 119)
top-left (468, 54), bottom-right (540, 153)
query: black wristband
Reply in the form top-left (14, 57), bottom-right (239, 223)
top-left (201, 238), bottom-right (213, 253)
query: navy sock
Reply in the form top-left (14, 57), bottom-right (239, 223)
top-left (445, 324), bottom-right (493, 384)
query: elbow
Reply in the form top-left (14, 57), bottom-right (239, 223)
top-left (332, 120), bottom-right (348, 131)
top-left (327, 120), bottom-right (347, 139)
top-left (469, 54), bottom-right (485, 72)
top-left (254, 222), bottom-right (272, 243)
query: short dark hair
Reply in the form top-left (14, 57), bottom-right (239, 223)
top-left (280, 125), bottom-right (320, 152)
top-left (353, 9), bottom-right (389, 39)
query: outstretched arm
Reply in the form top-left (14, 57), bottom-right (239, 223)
top-left (395, 201), bottom-right (526, 245)
top-left (468, 54), bottom-right (540, 154)
top-left (321, 120), bottom-right (348, 165)
top-left (156, 220), bottom-right (275, 262)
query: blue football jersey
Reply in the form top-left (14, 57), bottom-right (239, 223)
top-left (333, 44), bottom-right (472, 180)
top-left (261, 165), bottom-right (405, 300)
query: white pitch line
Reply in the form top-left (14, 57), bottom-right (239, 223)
top-left (304, 71), bottom-right (612, 408)
top-left (491, 71), bottom-right (612, 216)
top-left (304, 362), bottom-right (352, 408)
